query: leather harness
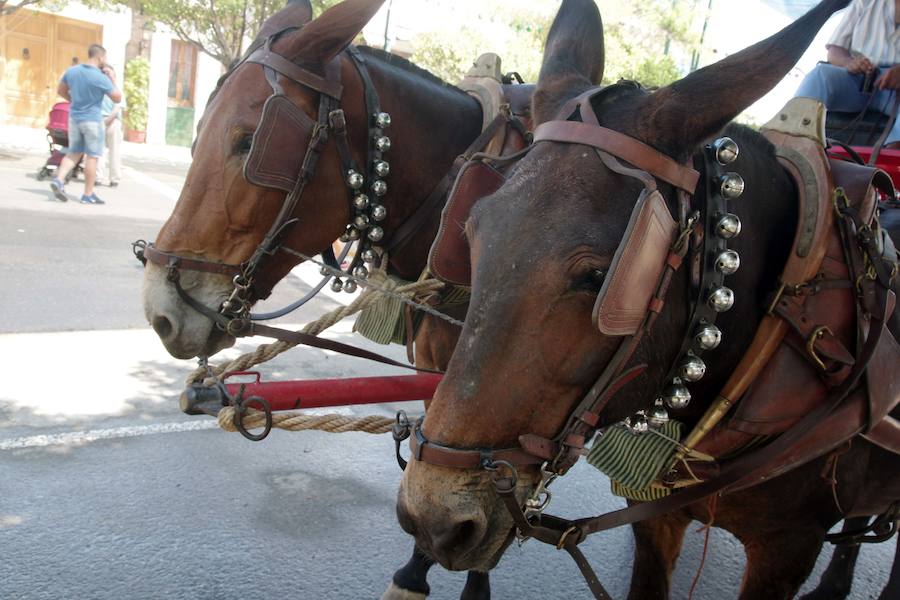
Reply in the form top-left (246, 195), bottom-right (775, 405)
top-left (134, 33), bottom-right (528, 386)
top-left (396, 87), bottom-right (899, 599)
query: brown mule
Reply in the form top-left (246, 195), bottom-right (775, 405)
top-left (396, 0), bottom-right (900, 598)
top-left (138, 1), bottom-right (524, 598)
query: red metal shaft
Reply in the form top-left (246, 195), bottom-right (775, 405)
top-left (224, 373), bottom-right (442, 412)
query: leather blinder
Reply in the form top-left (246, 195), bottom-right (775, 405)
top-left (428, 159), bottom-right (507, 286)
top-left (593, 190), bottom-right (679, 336)
top-left (244, 94), bottom-right (316, 193)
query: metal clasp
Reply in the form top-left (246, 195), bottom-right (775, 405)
top-left (806, 325), bottom-right (833, 371)
top-left (524, 462), bottom-right (558, 520)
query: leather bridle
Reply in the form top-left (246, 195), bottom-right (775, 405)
top-left (392, 85), bottom-right (878, 599)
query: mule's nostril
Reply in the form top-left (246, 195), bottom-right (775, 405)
top-left (432, 519), bottom-right (480, 557)
top-left (152, 315), bottom-right (173, 339)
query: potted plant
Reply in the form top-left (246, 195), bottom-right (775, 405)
top-left (123, 57), bottom-right (150, 143)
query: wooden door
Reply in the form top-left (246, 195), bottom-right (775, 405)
top-left (0, 11), bottom-right (101, 126)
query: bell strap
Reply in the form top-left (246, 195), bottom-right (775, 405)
top-left (533, 121), bottom-right (700, 193)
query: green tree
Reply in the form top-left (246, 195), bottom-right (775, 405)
top-left (1, 0), bottom-right (62, 16)
top-left (87, 0), bottom-right (336, 69)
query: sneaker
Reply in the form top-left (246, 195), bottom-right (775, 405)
top-left (80, 194), bottom-right (106, 205)
top-left (49, 178), bottom-right (68, 202)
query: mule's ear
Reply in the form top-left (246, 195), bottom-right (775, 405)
top-left (255, 0), bottom-right (313, 43)
top-left (533, 0), bottom-right (604, 124)
top-left (278, 0), bottom-right (386, 66)
top-left (639, 0), bottom-right (850, 159)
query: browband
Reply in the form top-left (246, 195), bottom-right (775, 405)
top-left (532, 121), bottom-right (700, 193)
top-left (246, 47), bottom-right (344, 100)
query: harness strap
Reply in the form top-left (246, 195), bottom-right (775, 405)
top-left (386, 113), bottom-right (514, 257)
top-left (533, 121), bottom-right (700, 193)
top-left (247, 323), bottom-right (442, 374)
top-left (246, 47), bottom-right (343, 99)
top-left (140, 243), bottom-right (242, 277)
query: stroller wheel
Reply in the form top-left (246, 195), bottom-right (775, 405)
top-left (65, 170), bottom-right (77, 183)
top-left (36, 168), bottom-right (50, 181)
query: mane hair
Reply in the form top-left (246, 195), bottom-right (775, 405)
top-left (356, 46), bottom-right (470, 97)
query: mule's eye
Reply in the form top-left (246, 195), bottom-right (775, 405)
top-left (234, 135), bottom-right (253, 155)
top-left (572, 269), bottom-right (606, 295)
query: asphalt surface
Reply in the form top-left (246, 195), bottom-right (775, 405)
top-left (0, 148), bottom-right (896, 599)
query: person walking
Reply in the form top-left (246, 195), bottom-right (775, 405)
top-left (49, 43), bottom-right (122, 204)
top-left (795, 0), bottom-right (900, 147)
top-left (99, 69), bottom-right (123, 188)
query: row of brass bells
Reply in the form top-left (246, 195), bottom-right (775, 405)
top-left (658, 137), bottom-right (742, 417)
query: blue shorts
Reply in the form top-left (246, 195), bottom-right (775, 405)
top-left (65, 118), bottom-right (104, 158)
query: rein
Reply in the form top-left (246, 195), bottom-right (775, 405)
top-left (395, 86), bottom-right (897, 599)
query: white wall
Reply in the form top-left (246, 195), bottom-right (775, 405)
top-left (193, 50), bottom-right (222, 133)
top-left (146, 30), bottom-right (171, 145)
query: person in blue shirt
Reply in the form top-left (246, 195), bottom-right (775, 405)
top-left (49, 43), bottom-right (122, 205)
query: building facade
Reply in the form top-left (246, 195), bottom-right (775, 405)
top-left (0, 2), bottom-right (221, 146)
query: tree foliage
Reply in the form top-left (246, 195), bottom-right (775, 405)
top-left (409, 0), bottom-right (704, 89)
top-left (1, 0), bottom-right (61, 16)
top-left (124, 57), bottom-right (150, 130)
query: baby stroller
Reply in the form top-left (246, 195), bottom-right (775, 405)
top-left (36, 102), bottom-right (82, 182)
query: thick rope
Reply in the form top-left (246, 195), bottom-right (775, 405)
top-left (218, 406), bottom-right (395, 434)
top-left (186, 264), bottom-right (444, 385)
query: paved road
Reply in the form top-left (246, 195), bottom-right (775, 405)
top-left (0, 149), bottom-right (896, 599)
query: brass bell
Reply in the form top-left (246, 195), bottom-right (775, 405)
top-left (376, 136), bottom-right (391, 152)
top-left (371, 204), bottom-right (387, 222)
top-left (719, 173), bottom-right (745, 199)
top-left (343, 280), bottom-right (358, 294)
top-left (648, 401), bottom-right (669, 427)
top-left (347, 228), bottom-right (361, 241)
top-left (695, 325), bottom-right (722, 350)
top-left (339, 232), bottom-right (350, 243)
top-left (372, 180), bottom-right (387, 197)
top-left (663, 383), bottom-right (691, 410)
top-left (374, 160), bottom-right (390, 177)
top-left (353, 194), bottom-right (370, 210)
top-left (353, 214), bottom-right (370, 230)
top-left (707, 287), bottom-right (734, 312)
top-left (679, 355), bottom-right (706, 382)
top-left (713, 137), bottom-right (739, 165)
top-left (361, 248), bottom-right (377, 263)
top-left (347, 170), bottom-right (364, 190)
top-left (331, 278), bottom-right (344, 292)
top-left (627, 412), bottom-right (649, 434)
top-left (375, 112), bottom-right (391, 129)
top-left (367, 226), bottom-right (384, 242)
top-left (319, 266), bottom-right (330, 276)
top-left (715, 250), bottom-right (740, 275)
top-left (353, 265), bottom-right (369, 279)
top-left (716, 213), bottom-right (742, 239)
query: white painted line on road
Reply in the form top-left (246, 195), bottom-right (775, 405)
top-left (0, 420), bottom-right (220, 450)
top-left (122, 165), bottom-right (180, 201)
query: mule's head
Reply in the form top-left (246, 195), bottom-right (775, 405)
top-left (396, 0), bottom-right (850, 571)
top-left (143, 0), bottom-right (385, 359)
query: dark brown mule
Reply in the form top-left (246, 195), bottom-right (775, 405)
top-left (397, 0), bottom-right (900, 598)
top-left (138, 1), bottom-right (519, 598)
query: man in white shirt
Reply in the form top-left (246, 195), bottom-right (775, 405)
top-left (795, 0), bottom-right (900, 146)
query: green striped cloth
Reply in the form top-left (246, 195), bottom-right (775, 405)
top-left (586, 420), bottom-right (684, 501)
top-left (354, 280), bottom-right (471, 346)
